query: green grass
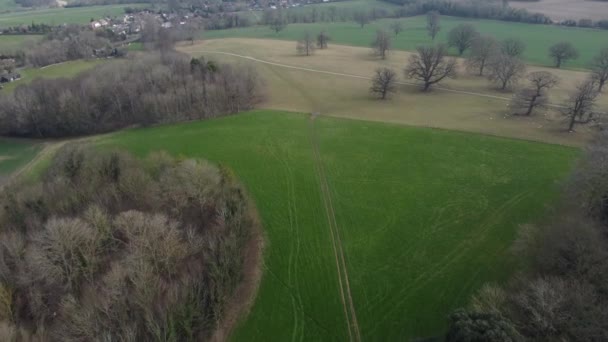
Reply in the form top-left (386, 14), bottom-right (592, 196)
top-left (99, 110), bottom-right (577, 340)
top-left (0, 4), bottom-right (147, 27)
top-left (0, 139), bottom-right (40, 176)
top-left (0, 0), bottom-right (18, 12)
top-left (2, 59), bottom-right (105, 92)
top-left (205, 15), bottom-right (608, 69)
top-left (0, 34), bottom-right (41, 53)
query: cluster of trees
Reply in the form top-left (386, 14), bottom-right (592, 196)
top-left (0, 52), bottom-right (262, 137)
top-left (0, 145), bottom-right (257, 341)
top-left (295, 31), bottom-right (330, 55)
top-left (446, 132), bottom-right (608, 341)
top-left (365, 22), bottom-right (607, 131)
top-left (24, 25), bottom-right (117, 67)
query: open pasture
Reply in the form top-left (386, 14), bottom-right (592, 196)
top-left (181, 38), bottom-right (605, 146)
top-left (204, 14), bottom-right (608, 69)
top-left (510, 0), bottom-right (608, 21)
top-left (1, 59), bottom-right (104, 92)
top-left (99, 110), bottom-right (577, 340)
top-left (0, 34), bottom-right (41, 53)
top-left (0, 138), bottom-right (40, 183)
top-left (0, 4), bottom-right (146, 27)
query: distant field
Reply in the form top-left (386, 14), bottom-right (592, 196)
top-left (182, 38), bottom-right (605, 146)
top-left (510, 0), bottom-right (608, 21)
top-left (0, 4), bottom-right (147, 27)
top-left (0, 139), bottom-right (40, 180)
top-left (0, 0), bottom-right (18, 12)
top-left (1, 59), bottom-right (105, 92)
top-left (100, 110), bottom-right (577, 340)
top-left (204, 15), bottom-right (608, 69)
top-left (0, 34), bottom-right (41, 53)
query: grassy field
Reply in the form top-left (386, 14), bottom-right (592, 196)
top-left (98, 109), bottom-right (577, 340)
top-left (0, 34), bottom-right (41, 52)
top-left (0, 139), bottom-right (40, 180)
top-left (204, 15), bottom-right (608, 69)
top-left (1, 59), bottom-right (105, 92)
top-left (181, 38), bottom-right (605, 146)
top-left (0, 4), bottom-right (146, 27)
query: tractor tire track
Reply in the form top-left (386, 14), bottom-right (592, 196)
top-left (309, 116), bottom-right (361, 342)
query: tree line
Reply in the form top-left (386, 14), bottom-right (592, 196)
top-left (0, 51), bottom-right (263, 138)
top-left (0, 145), bottom-right (257, 341)
top-left (445, 131), bottom-right (608, 341)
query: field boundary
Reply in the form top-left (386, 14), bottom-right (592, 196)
top-left (309, 115), bottom-right (361, 342)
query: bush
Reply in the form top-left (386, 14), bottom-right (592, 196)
top-left (0, 145), bottom-right (257, 341)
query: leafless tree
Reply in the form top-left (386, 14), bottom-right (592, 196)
top-left (426, 11), bottom-right (441, 41)
top-left (488, 54), bottom-right (526, 90)
top-left (549, 42), bottom-right (579, 68)
top-left (466, 35), bottom-right (498, 76)
top-left (372, 29), bottom-right (391, 60)
top-left (391, 21), bottom-right (403, 35)
top-left (563, 79), bottom-right (599, 132)
top-left (354, 11), bottom-right (370, 28)
top-left (269, 10), bottom-right (287, 33)
top-left (501, 37), bottom-right (526, 57)
top-left (511, 71), bottom-right (559, 116)
top-left (297, 32), bottom-right (316, 56)
top-left (591, 47), bottom-right (608, 92)
top-left (448, 23), bottom-right (479, 55)
top-left (370, 67), bottom-right (397, 100)
top-left (316, 31), bottom-right (330, 49)
top-left (405, 44), bottom-right (457, 91)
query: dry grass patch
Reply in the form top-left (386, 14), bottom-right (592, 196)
top-left (180, 38), bottom-right (606, 146)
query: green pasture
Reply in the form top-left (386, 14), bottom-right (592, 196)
top-left (1, 59), bottom-right (104, 92)
top-left (0, 4), bottom-right (146, 27)
top-left (205, 14), bottom-right (608, 69)
top-left (99, 110), bottom-right (577, 340)
top-left (0, 34), bottom-right (41, 53)
top-left (0, 139), bottom-right (40, 177)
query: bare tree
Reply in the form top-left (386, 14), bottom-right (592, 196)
top-left (391, 21), bottom-right (403, 35)
top-left (426, 11), bottom-right (441, 41)
top-left (591, 47), bottom-right (608, 91)
top-left (354, 11), bottom-right (370, 28)
top-left (501, 37), bottom-right (526, 57)
top-left (370, 67), bottom-right (397, 100)
top-left (405, 44), bottom-right (457, 91)
top-left (448, 23), bottom-right (479, 55)
top-left (466, 35), bottom-right (498, 76)
top-left (297, 32), bottom-right (316, 56)
top-left (316, 31), bottom-right (330, 49)
top-left (488, 54), bottom-right (526, 90)
top-left (372, 29), bottom-right (391, 60)
top-left (549, 42), bottom-right (579, 68)
top-left (564, 79), bottom-right (599, 131)
top-left (511, 71), bottom-right (559, 116)
top-left (269, 10), bottom-right (287, 33)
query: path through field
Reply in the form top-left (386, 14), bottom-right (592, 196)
top-left (310, 115), bottom-right (361, 342)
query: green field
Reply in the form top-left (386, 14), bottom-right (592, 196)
top-left (0, 34), bottom-right (41, 52)
top-left (0, 4), bottom-right (147, 27)
top-left (2, 59), bottom-right (104, 92)
top-left (99, 110), bottom-right (577, 340)
top-left (0, 139), bottom-right (40, 177)
top-left (205, 15), bottom-right (608, 69)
